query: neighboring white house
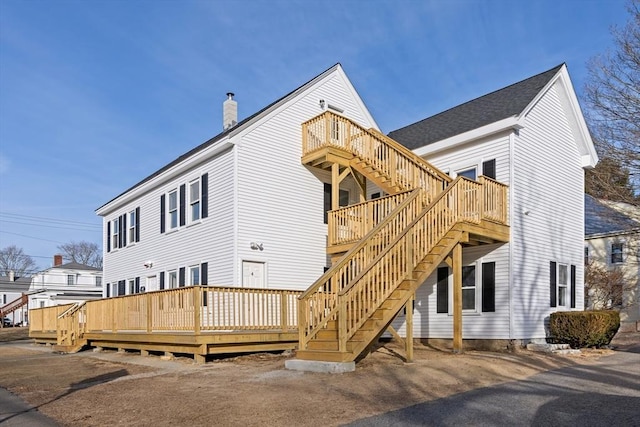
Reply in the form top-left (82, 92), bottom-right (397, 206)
top-left (28, 255), bottom-right (103, 310)
top-left (97, 63), bottom-right (596, 346)
top-left (585, 195), bottom-right (640, 332)
top-left (0, 272), bottom-right (31, 326)
top-left (388, 63), bottom-right (597, 344)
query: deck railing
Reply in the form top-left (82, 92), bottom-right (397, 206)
top-left (327, 190), bottom-right (414, 247)
top-left (337, 177), bottom-right (482, 349)
top-left (0, 294), bottom-right (28, 318)
top-left (82, 286), bottom-right (302, 333)
top-left (29, 304), bottom-right (75, 334)
top-left (302, 111), bottom-right (451, 202)
top-left (480, 176), bottom-right (508, 223)
top-left (298, 188), bottom-right (426, 347)
top-left (57, 302), bottom-right (86, 346)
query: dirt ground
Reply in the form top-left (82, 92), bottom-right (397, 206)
top-left (0, 327), bottom-right (636, 427)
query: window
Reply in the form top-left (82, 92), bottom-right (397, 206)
top-left (482, 159), bottom-right (496, 180)
top-left (584, 247), bottom-right (589, 266)
top-left (190, 265), bottom-right (200, 286)
top-left (112, 218), bottom-right (120, 249)
top-left (190, 179), bottom-right (201, 222)
top-left (461, 266), bottom-right (476, 310)
top-left (323, 183), bottom-right (350, 223)
top-left (611, 243), bottom-right (623, 264)
top-left (456, 167), bottom-right (477, 180)
top-left (67, 275), bottom-right (75, 286)
top-left (168, 189), bottom-right (178, 229)
top-left (128, 279), bottom-right (136, 295)
top-left (95, 276), bottom-right (102, 288)
top-left (168, 270), bottom-right (178, 289)
top-left (558, 264), bottom-right (568, 306)
top-left (129, 210), bottom-right (136, 243)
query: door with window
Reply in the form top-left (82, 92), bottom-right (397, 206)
top-left (242, 261), bottom-right (265, 288)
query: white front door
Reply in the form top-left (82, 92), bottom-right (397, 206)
top-left (242, 261), bottom-right (265, 288)
top-left (146, 275), bottom-right (157, 292)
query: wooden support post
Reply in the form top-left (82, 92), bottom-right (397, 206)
top-left (280, 292), bottom-right (289, 333)
top-left (453, 243), bottom-right (463, 353)
top-left (194, 353), bottom-right (206, 365)
top-left (332, 163), bottom-right (340, 210)
top-left (146, 292), bottom-right (152, 333)
top-left (194, 286), bottom-right (201, 335)
top-left (140, 349), bottom-right (149, 357)
top-left (406, 293), bottom-right (414, 362)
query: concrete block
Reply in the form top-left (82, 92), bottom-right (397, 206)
top-left (285, 359), bottom-right (355, 373)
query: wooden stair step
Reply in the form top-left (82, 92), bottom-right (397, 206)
top-left (295, 350), bottom-right (355, 363)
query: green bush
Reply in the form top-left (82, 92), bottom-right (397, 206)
top-left (549, 311), bottom-right (620, 349)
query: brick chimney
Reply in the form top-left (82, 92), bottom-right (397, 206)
top-left (223, 92), bottom-right (237, 131)
top-left (54, 254), bottom-right (63, 266)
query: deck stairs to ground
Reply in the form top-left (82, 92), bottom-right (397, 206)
top-left (0, 294), bottom-right (29, 326)
top-left (298, 112), bottom-right (509, 363)
top-left (53, 302), bottom-right (87, 353)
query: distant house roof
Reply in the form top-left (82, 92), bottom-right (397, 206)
top-left (388, 64), bottom-right (564, 150)
top-left (97, 63), bottom-right (346, 212)
top-left (585, 194), bottom-right (640, 237)
top-left (48, 262), bottom-right (101, 272)
top-left (0, 276), bottom-right (32, 293)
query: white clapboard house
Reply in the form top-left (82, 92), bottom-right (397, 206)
top-left (95, 63), bottom-right (596, 362)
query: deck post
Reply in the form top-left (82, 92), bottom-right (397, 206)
top-left (146, 292), bottom-right (152, 333)
top-left (280, 292), bottom-right (289, 333)
top-left (194, 286), bottom-right (201, 335)
top-left (406, 293), bottom-right (414, 363)
top-left (453, 243), bottom-right (463, 353)
top-left (332, 163), bottom-right (339, 210)
top-left (298, 297), bottom-right (306, 350)
top-left (338, 299), bottom-right (347, 353)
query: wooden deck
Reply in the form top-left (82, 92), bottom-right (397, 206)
top-left (29, 287), bottom-right (302, 363)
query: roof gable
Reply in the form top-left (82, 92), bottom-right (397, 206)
top-left (388, 64), bottom-right (563, 150)
top-left (49, 261), bottom-right (101, 272)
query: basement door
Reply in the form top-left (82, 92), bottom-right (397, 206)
top-left (242, 261), bottom-right (265, 288)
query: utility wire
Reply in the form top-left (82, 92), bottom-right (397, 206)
top-left (0, 212), bottom-right (101, 228)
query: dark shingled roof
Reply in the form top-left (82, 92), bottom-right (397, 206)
top-left (388, 64), bottom-right (564, 150)
top-left (51, 261), bottom-right (101, 272)
top-left (585, 194), bottom-right (639, 237)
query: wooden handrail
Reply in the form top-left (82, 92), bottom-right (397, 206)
top-left (337, 177), bottom-right (484, 346)
top-left (298, 188), bottom-right (426, 348)
top-left (327, 190), bottom-right (413, 246)
top-left (302, 112), bottom-right (451, 201)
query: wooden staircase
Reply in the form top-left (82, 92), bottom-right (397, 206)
top-left (54, 302), bottom-right (87, 353)
top-left (299, 112), bottom-right (509, 363)
top-left (0, 294), bottom-right (29, 324)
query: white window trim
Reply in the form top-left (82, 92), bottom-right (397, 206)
top-left (128, 210), bottom-right (136, 244)
top-left (112, 218), bottom-right (120, 249)
top-left (168, 188), bottom-right (179, 230)
top-left (610, 242), bottom-right (624, 265)
top-left (168, 270), bottom-right (178, 289)
top-left (447, 261), bottom-right (481, 315)
top-left (189, 178), bottom-right (201, 224)
top-left (189, 265), bottom-right (201, 286)
top-left (128, 278), bottom-right (136, 295)
top-left (557, 263), bottom-right (568, 307)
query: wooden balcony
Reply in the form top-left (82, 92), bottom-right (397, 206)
top-left (30, 286), bottom-right (303, 363)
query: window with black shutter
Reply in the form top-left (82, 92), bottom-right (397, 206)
top-left (107, 221), bottom-right (111, 252)
top-left (437, 267), bottom-right (449, 313)
top-left (201, 173), bottom-right (209, 219)
top-left (135, 207), bottom-right (140, 242)
top-left (135, 277), bottom-right (140, 293)
top-left (482, 262), bottom-right (495, 312)
top-left (160, 272), bottom-right (165, 290)
top-left (179, 184), bottom-right (186, 226)
top-left (550, 261), bottom-right (557, 307)
top-left (160, 195), bottom-right (166, 233)
top-left (179, 267), bottom-right (186, 287)
top-left (570, 265), bottom-right (576, 308)
top-left (118, 280), bottom-right (126, 296)
top-left (482, 159), bottom-right (496, 180)
top-left (121, 214), bottom-right (127, 248)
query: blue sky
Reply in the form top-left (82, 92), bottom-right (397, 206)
top-left (0, 0), bottom-right (630, 271)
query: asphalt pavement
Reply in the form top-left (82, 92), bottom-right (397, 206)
top-left (347, 342), bottom-right (640, 427)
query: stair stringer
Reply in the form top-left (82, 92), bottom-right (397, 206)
top-left (296, 225), bottom-right (467, 363)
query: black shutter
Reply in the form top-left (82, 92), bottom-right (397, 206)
top-left (135, 207), bottom-right (140, 242)
top-left (570, 265), bottom-right (576, 308)
top-left (160, 195), bottom-right (166, 233)
top-left (550, 261), bottom-right (557, 307)
top-left (118, 280), bottom-right (126, 296)
top-left (482, 159), bottom-right (496, 180)
top-left (106, 283), bottom-right (110, 298)
top-left (437, 267), bottom-right (449, 313)
top-left (179, 184), bottom-right (186, 226)
top-left (107, 221), bottom-right (111, 252)
top-left (482, 262), bottom-right (496, 312)
top-left (179, 267), bottom-right (185, 287)
top-left (122, 214), bottom-right (127, 247)
top-left (201, 173), bottom-right (209, 219)
top-left (201, 262), bottom-right (208, 285)
top-left (324, 183), bottom-right (331, 224)
top-left (135, 277), bottom-right (140, 293)
top-left (159, 272), bottom-right (165, 290)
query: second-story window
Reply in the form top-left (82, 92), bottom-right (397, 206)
top-left (67, 274), bottom-right (75, 286)
top-left (129, 210), bottom-right (136, 243)
top-left (95, 276), bottom-right (102, 287)
top-left (190, 179), bottom-right (201, 222)
top-left (611, 243), bottom-right (624, 264)
top-left (168, 189), bottom-right (178, 229)
top-left (190, 265), bottom-right (200, 286)
top-left (112, 218), bottom-right (120, 249)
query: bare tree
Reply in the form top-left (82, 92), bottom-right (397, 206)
top-left (0, 245), bottom-right (37, 277)
top-left (57, 241), bottom-right (103, 269)
top-left (585, 261), bottom-right (637, 311)
top-left (584, 0), bottom-right (640, 205)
